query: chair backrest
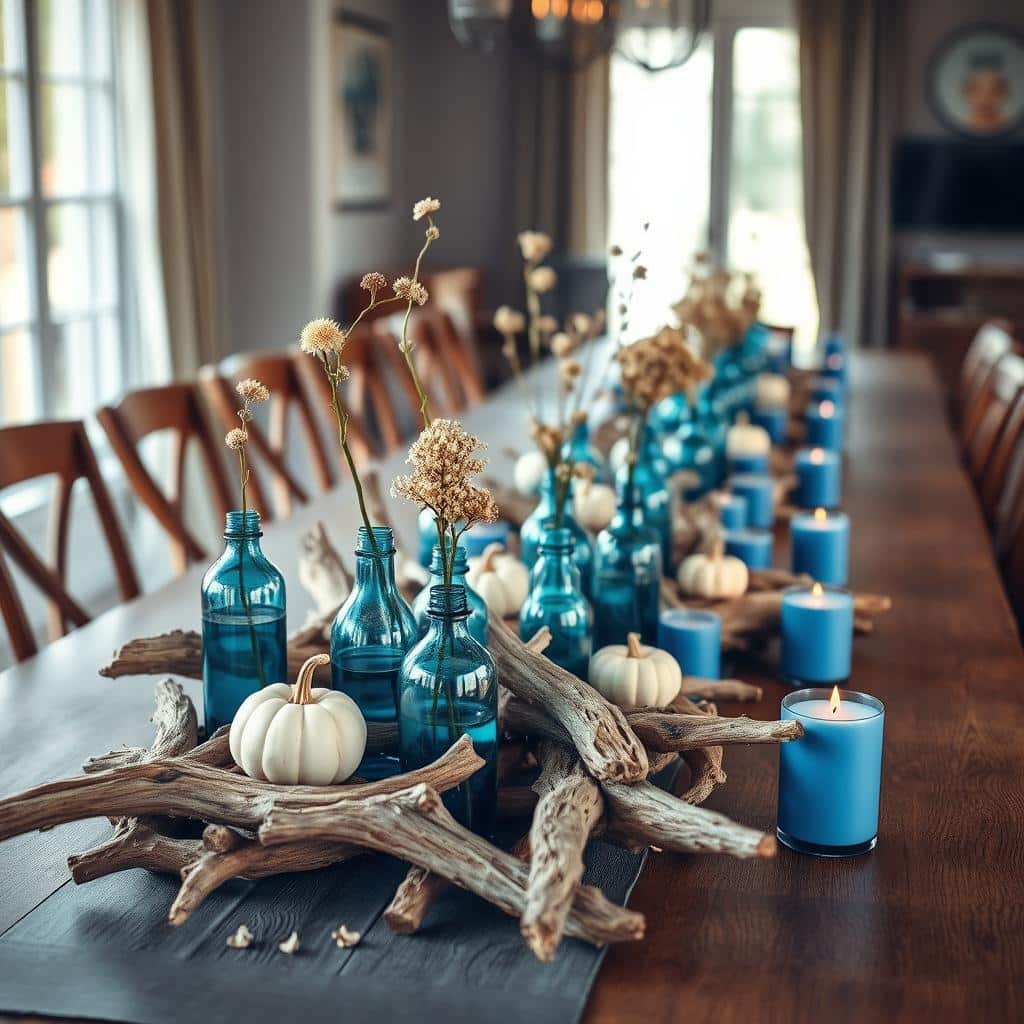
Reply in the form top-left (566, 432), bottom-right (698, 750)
top-left (0, 420), bottom-right (140, 661)
top-left (959, 320), bottom-right (1014, 422)
top-left (200, 350), bottom-right (336, 521)
top-left (429, 267), bottom-right (487, 403)
top-left (97, 383), bottom-right (234, 574)
top-left (966, 352), bottom-right (1024, 483)
top-left (390, 308), bottom-right (470, 417)
top-left (980, 379), bottom-right (1024, 526)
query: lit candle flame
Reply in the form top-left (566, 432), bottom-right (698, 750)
top-left (812, 582), bottom-right (824, 598)
top-left (809, 447), bottom-right (825, 464)
top-left (814, 507), bottom-right (827, 522)
top-left (820, 400), bottom-right (835, 419)
top-left (830, 685), bottom-right (841, 715)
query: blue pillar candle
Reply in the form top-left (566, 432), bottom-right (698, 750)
top-left (791, 509), bottom-right (850, 585)
top-left (729, 452), bottom-right (769, 475)
top-left (780, 584), bottom-right (853, 684)
top-left (724, 528), bottom-right (773, 570)
top-left (777, 687), bottom-right (884, 857)
top-left (753, 406), bottom-right (788, 445)
top-left (717, 493), bottom-right (747, 531)
top-left (793, 446), bottom-right (841, 509)
top-left (823, 333), bottom-right (845, 357)
top-left (462, 520), bottom-right (511, 558)
top-left (657, 609), bottom-right (721, 679)
top-left (729, 473), bottom-right (774, 529)
top-left (804, 400), bottom-right (844, 452)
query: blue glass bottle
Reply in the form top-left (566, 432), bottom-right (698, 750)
top-left (412, 542), bottom-right (488, 646)
top-left (417, 508), bottom-right (436, 568)
top-left (399, 584), bottom-right (498, 836)
top-left (519, 470), bottom-right (594, 593)
top-left (562, 419), bottom-right (608, 483)
top-left (617, 423), bottom-right (673, 573)
top-left (201, 510), bottom-right (287, 735)
top-left (519, 527), bottom-right (593, 679)
top-left (331, 526), bottom-right (416, 779)
top-left (592, 481), bottom-right (662, 649)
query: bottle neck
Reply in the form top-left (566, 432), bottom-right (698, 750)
top-left (428, 542), bottom-right (468, 581)
top-left (615, 479), bottom-right (645, 526)
top-left (424, 585), bottom-right (473, 640)
top-left (223, 510), bottom-right (263, 556)
top-left (354, 526), bottom-right (398, 589)
top-left (535, 529), bottom-right (579, 592)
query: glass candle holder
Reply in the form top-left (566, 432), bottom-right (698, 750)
top-left (793, 446), bottom-right (841, 509)
top-left (805, 400), bottom-right (844, 452)
top-left (728, 473), bottom-right (774, 530)
top-left (717, 493), bottom-right (747, 531)
top-left (724, 528), bottom-right (773, 570)
top-left (753, 406), bottom-right (788, 445)
top-left (657, 608), bottom-right (721, 679)
top-left (791, 509), bottom-right (850, 586)
top-left (777, 687), bottom-right (884, 857)
top-left (780, 584), bottom-right (853, 685)
top-left (729, 452), bottom-right (769, 475)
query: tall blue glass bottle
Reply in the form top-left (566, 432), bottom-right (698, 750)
top-left (562, 419), bottom-right (608, 482)
top-left (331, 526), bottom-right (416, 779)
top-left (592, 481), bottom-right (661, 650)
top-left (617, 423), bottom-right (673, 573)
top-left (519, 527), bottom-right (593, 679)
top-left (399, 584), bottom-right (498, 836)
top-left (519, 470), bottom-right (594, 593)
top-left (201, 510), bottom-right (287, 735)
top-left (412, 542), bottom-right (488, 646)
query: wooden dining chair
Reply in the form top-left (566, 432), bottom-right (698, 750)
top-left (0, 420), bottom-right (140, 662)
top-left (958, 320), bottom-right (1014, 426)
top-left (97, 383), bottom-right (235, 574)
top-left (965, 353), bottom-right (1024, 485)
top-left (980, 385), bottom-right (1024, 527)
top-left (199, 350), bottom-right (349, 521)
top-left (389, 308), bottom-right (472, 417)
top-left (429, 267), bottom-right (487, 403)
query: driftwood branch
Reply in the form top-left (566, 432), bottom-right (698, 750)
top-left (383, 866), bottom-right (452, 935)
top-left (298, 521), bottom-right (353, 614)
top-left (259, 783), bottom-right (645, 957)
top-left (68, 820), bottom-right (201, 884)
top-left (489, 616), bottom-right (649, 783)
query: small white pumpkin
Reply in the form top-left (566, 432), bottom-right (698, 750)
top-left (573, 479), bottom-right (616, 532)
top-left (229, 654), bottom-right (366, 785)
top-left (466, 543), bottom-right (530, 618)
top-left (589, 632), bottom-right (682, 709)
top-left (514, 450), bottom-right (549, 497)
top-left (755, 372), bottom-right (791, 410)
top-left (726, 411), bottom-right (771, 458)
top-left (677, 539), bottom-right (748, 598)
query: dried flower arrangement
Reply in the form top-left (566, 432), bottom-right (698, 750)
top-left (672, 253), bottom-right (762, 359)
top-left (493, 230), bottom-right (606, 524)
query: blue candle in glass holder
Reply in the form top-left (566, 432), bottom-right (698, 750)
top-left (729, 473), bottom-right (774, 529)
top-left (777, 687), bottom-right (884, 857)
top-left (462, 520), bottom-right (511, 558)
top-left (791, 509), bottom-right (850, 585)
top-left (805, 400), bottom-right (844, 452)
top-left (780, 583), bottom-right (853, 684)
top-left (793, 447), bottom-right (841, 509)
top-left (753, 406), bottom-right (788, 445)
top-left (724, 528), bottom-right (773, 570)
top-left (657, 608), bottom-right (721, 680)
top-left (717, 493), bottom-right (747, 531)
top-left (729, 452), bottom-right (769, 475)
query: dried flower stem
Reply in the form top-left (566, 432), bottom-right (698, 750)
top-left (398, 217), bottom-right (438, 430)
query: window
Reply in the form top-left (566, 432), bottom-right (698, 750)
top-left (609, 3), bottom-right (818, 357)
top-left (0, 0), bottom-right (125, 426)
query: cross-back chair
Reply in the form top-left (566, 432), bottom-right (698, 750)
top-left (0, 420), bottom-right (140, 662)
top-left (97, 383), bottom-right (234, 574)
top-left (959, 321), bottom-right (1014, 428)
top-left (965, 352), bottom-right (1024, 484)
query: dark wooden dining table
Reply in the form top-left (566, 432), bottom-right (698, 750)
top-left (1, 350), bottom-right (1022, 1022)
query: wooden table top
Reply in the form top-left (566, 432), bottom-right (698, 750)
top-left (1, 351), bottom-right (1022, 1022)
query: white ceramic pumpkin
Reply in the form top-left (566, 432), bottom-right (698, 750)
top-left (726, 412), bottom-right (770, 458)
top-left (755, 372), bottom-right (791, 410)
top-left (229, 654), bottom-right (366, 785)
top-left (676, 540), bottom-right (748, 598)
top-left (466, 543), bottom-right (530, 618)
top-left (573, 479), bottom-right (616, 532)
top-left (514, 450), bottom-right (549, 496)
top-left (588, 633), bottom-right (682, 709)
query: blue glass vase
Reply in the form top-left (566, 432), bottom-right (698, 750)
top-left (201, 510), bottom-right (287, 735)
top-left (399, 584), bottom-right (498, 836)
top-left (616, 424), bottom-right (673, 573)
top-left (519, 527), bottom-right (593, 679)
top-left (592, 482), bottom-right (662, 649)
top-left (519, 471), bottom-right (594, 593)
top-left (562, 420), bottom-right (608, 482)
top-left (417, 508), bottom-right (436, 568)
top-left (331, 526), bottom-right (417, 779)
top-left (412, 542), bottom-right (488, 646)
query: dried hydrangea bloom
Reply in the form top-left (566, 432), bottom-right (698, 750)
top-left (236, 378), bottom-right (270, 403)
top-left (300, 317), bottom-right (345, 355)
top-left (225, 428), bottom-right (248, 451)
top-left (413, 196), bottom-right (441, 221)
top-left (393, 277), bottom-right (429, 306)
top-left (517, 230), bottom-right (553, 263)
top-left (616, 326), bottom-right (712, 411)
top-left (360, 271), bottom-right (388, 295)
top-left (528, 266), bottom-right (557, 294)
top-left (493, 305), bottom-right (526, 336)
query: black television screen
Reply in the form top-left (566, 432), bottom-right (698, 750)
top-left (892, 139), bottom-right (1024, 231)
